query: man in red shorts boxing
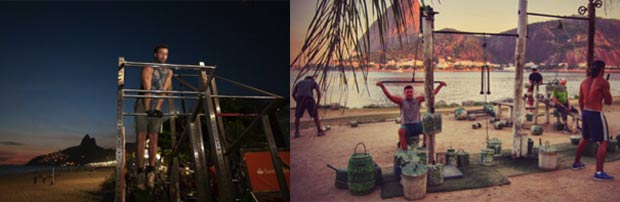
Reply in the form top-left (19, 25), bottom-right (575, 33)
top-left (572, 60), bottom-right (614, 181)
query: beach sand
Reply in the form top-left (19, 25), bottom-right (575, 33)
top-left (291, 99), bottom-right (620, 201)
top-left (0, 168), bottom-right (113, 202)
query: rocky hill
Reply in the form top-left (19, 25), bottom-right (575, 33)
top-left (26, 134), bottom-right (114, 166)
top-left (361, 4), bottom-right (620, 67)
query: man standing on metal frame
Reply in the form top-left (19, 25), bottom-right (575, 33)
top-left (134, 44), bottom-right (174, 189)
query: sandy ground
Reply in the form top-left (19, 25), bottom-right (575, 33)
top-left (291, 101), bottom-right (620, 201)
top-left (0, 168), bottom-right (113, 202)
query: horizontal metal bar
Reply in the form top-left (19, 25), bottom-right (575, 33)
top-left (123, 112), bottom-right (205, 117)
top-left (174, 74), bottom-right (200, 77)
top-left (434, 30), bottom-right (518, 37)
top-left (527, 12), bottom-right (588, 20)
top-left (122, 61), bottom-right (216, 70)
top-left (124, 95), bottom-right (199, 99)
top-left (123, 89), bottom-right (204, 95)
top-left (210, 95), bottom-right (280, 100)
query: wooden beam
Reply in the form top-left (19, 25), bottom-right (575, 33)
top-left (512, 0), bottom-right (528, 158)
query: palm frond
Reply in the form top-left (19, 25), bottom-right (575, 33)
top-left (291, 0), bottom-right (422, 104)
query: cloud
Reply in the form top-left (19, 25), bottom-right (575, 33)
top-left (0, 141), bottom-right (22, 146)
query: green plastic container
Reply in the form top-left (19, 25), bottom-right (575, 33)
top-left (487, 138), bottom-right (502, 157)
top-left (401, 163), bottom-right (427, 200)
top-left (480, 149), bottom-right (494, 166)
top-left (446, 147), bottom-right (457, 166)
top-left (456, 149), bottom-right (470, 167)
top-left (427, 163), bottom-right (444, 186)
top-left (347, 143), bottom-right (375, 195)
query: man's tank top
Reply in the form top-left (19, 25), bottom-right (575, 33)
top-left (401, 98), bottom-right (420, 124)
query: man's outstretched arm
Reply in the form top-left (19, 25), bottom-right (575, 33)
top-left (376, 81), bottom-right (402, 104)
top-left (419, 82), bottom-right (447, 103)
top-left (142, 67), bottom-right (154, 110)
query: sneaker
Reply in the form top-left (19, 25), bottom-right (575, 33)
top-left (571, 162), bottom-right (585, 170)
top-left (136, 172), bottom-right (146, 190)
top-left (146, 171), bottom-right (156, 189)
top-left (317, 130), bottom-right (326, 136)
top-left (593, 171), bottom-right (614, 181)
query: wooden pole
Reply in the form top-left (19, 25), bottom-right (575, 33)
top-left (423, 7), bottom-right (437, 164)
top-left (512, 0), bottom-right (528, 158)
top-left (587, 0), bottom-right (595, 69)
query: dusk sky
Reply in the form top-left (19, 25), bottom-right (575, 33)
top-left (0, 1), bottom-right (288, 165)
top-left (291, 0), bottom-right (620, 63)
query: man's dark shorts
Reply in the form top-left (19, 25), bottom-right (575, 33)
top-left (554, 102), bottom-right (569, 120)
top-left (295, 96), bottom-right (318, 118)
top-left (401, 123), bottom-right (423, 142)
top-left (135, 100), bottom-right (162, 134)
top-left (582, 110), bottom-right (610, 142)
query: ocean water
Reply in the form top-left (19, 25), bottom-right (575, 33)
top-left (291, 71), bottom-right (620, 108)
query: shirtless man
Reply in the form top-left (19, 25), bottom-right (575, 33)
top-left (377, 81), bottom-right (446, 150)
top-left (572, 60), bottom-right (613, 181)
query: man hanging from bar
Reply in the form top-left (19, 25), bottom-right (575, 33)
top-left (134, 44), bottom-right (173, 189)
top-left (376, 81), bottom-right (446, 150)
top-left (572, 60), bottom-right (613, 181)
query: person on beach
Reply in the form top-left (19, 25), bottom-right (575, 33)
top-left (134, 44), bottom-right (173, 189)
top-left (376, 81), bottom-right (446, 150)
top-left (550, 78), bottom-right (576, 133)
top-left (292, 76), bottom-right (325, 137)
top-left (572, 60), bottom-right (614, 181)
top-left (527, 67), bottom-right (543, 111)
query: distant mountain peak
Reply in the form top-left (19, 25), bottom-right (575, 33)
top-left (80, 134), bottom-right (97, 148)
top-left (26, 134), bottom-right (113, 166)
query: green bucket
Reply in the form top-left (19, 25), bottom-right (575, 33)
top-left (480, 149), bottom-right (494, 166)
top-left (347, 143), bottom-right (375, 195)
top-left (427, 163), bottom-right (444, 186)
top-left (487, 138), bottom-right (502, 157)
top-left (456, 149), bottom-right (470, 167)
top-left (446, 147), bottom-right (457, 166)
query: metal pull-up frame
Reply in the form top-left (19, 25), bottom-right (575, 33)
top-left (116, 57), bottom-right (288, 202)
